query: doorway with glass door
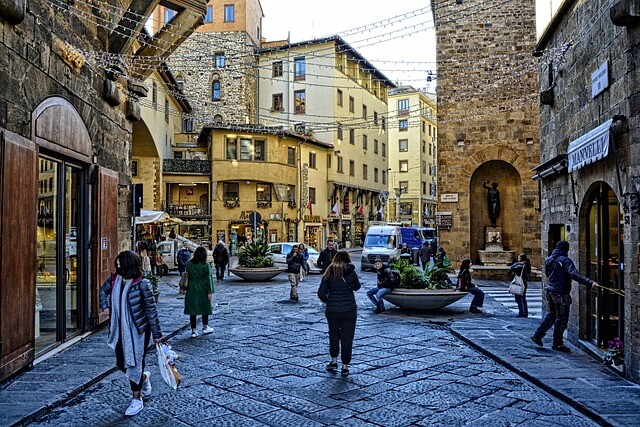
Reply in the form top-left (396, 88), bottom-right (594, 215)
top-left (36, 156), bottom-right (85, 354)
top-left (585, 182), bottom-right (624, 350)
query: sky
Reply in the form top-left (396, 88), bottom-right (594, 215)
top-left (259, 0), bottom-right (437, 92)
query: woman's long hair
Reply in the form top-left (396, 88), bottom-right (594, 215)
top-left (115, 250), bottom-right (144, 280)
top-left (193, 246), bottom-right (207, 264)
top-left (323, 250), bottom-right (351, 283)
top-left (458, 258), bottom-right (471, 278)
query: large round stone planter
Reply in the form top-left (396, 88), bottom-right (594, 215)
top-left (228, 267), bottom-right (285, 281)
top-left (382, 289), bottom-right (468, 311)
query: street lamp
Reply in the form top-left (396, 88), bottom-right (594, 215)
top-left (395, 188), bottom-right (402, 223)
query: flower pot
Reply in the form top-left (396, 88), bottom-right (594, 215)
top-left (382, 289), bottom-right (468, 311)
top-left (228, 267), bottom-right (285, 281)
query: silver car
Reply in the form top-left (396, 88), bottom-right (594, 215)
top-left (267, 242), bottom-right (321, 273)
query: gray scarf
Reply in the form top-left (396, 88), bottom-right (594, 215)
top-left (107, 276), bottom-right (146, 383)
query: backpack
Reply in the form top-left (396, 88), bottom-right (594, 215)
top-left (389, 269), bottom-right (401, 288)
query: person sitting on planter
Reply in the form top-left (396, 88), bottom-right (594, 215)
top-left (366, 257), bottom-right (397, 314)
top-left (286, 245), bottom-right (305, 302)
top-left (456, 258), bottom-right (485, 313)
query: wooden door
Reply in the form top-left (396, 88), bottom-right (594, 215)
top-left (0, 129), bottom-right (38, 382)
top-left (91, 166), bottom-right (118, 326)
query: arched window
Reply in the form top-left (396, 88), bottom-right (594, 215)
top-left (212, 80), bottom-right (221, 101)
top-left (213, 114), bottom-right (223, 123)
top-left (175, 75), bottom-right (185, 92)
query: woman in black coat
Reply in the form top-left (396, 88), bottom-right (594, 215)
top-left (317, 250), bottom-right (361, 376)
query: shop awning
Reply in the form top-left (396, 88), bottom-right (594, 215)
top-left (567, 119), bottom-right (613, 172)
top-left (135, 210), bottom-right (169, 224)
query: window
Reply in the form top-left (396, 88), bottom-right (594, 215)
top-left (337, 156), bottom-right (344, 173)
top-left (294, 90), bottom-right (306, 114)
top-left (152, 82), bottom-right (157, 107)
top-left (399, 160), bottom-right (409, 172)
top-left (215, 53), bottom-right (225, 68)
top-left (422, 140), bottom-right (426, 153)
top-left (373, 111), bottom-right (378, 125)
top-left (349, 96), bottom-right (354, 113)
top-left (175, 75), bottom-right (184, 92)
top-left (422, 121), bottom-right (426, 133)
top-left (429, 124), bottom-right (432, 136)
top-left (224, 4), bottom-right (234, 22)
top-left (294, 57), bottom-right (306, 80)
top-left (374, 139), bottom-right (379, 154)
top-left (256, 183), bottom-right (271, 202)
top-left (287, 185), bottom-right (296, 202)
top-left (174, 151), bottom-right (183, 159)
top-left (399, 181), bottom-right (408, 194)
top-left (182, 117), bottom-right (193, 133)
top-left (272, 93), bottom-right (283, 112)
top-left (349, 160), bottom-right (355, 176)
top-left (337, 89), bottom-right (343, 106)
top-left (422, 181), bottom-right (427, 194)
top-left (363, 135), bottom-right (368, 150)
top-left (204, 5), bottom-right (213, 22)
top-left (225, 138), bottom-right (237, 159)
top-left (309, 187), bottom-right (316, 204)
top-left (164, 99), bottom-right (169, 123)
top-left (362, 164), bottom-right (368, 180)
top-left (382, 170), bottom-right (387, 185)
top-left (382, 116), bottom-right (386, 130)
top-left (132, 161), bottom-right (138, 177)
top-left (212, 80), bottom-right (221, 101)
top-left (223, 182), bottom-right (239, 201)
top-left (288, 147), bottom-right (296, 165)
top-left (327, 153), bottom-right (332, 169)
top-left (349, 129), bottom-right (355, 145)
top-left (423, 160), bottom-right (427, 174)
top-left (399, 139), bottom-right (408, 152)
top-left (401, 202), bottom-right (412, 215)
top-left (254, 140), bottom-right (265, 161)
top-left (309, 152), bottom-right (317, 169)
top-left (374, 167), bottom-right (379, 183)
top-left (362, 104), bottom-right (367, 119)
top-left (272, 61), bottom-right (283, 77)
top-left (337, 123), bottom-right (343, 140)
top-left (381, 142), bottom-right (386, 157)
top-left (164, 8), bottom-right (176, 23)
top-left (399, 119), bottom-right (408, 131)
top-left (398, 98), bottom-right (409, 115)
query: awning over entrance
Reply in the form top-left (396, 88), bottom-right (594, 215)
top-left (567, 119), bottom-right (613, 172)
top-left (136, 210), bottom-right (169, 224)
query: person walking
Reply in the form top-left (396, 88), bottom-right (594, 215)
top-left (531, 240), bottom-right (599, 352)
top-left (435, 245), bottom-right (454, 284)
top-left (418, 240), bottom-right (433, 271)
top-left (184, 246), bottom-right (214, 338)
top-left (317, 239), bottom-right (337, 274)
top-left (212, 240), bottom-right (230, 281)
top-left (99, 251), bottom-right (162, 417)
top-left (456, 258), bottom-right (485, 313)
top-left (298, 243), bottom-right (310, 281)
top-left (317, 250), bottom-right (361, 376)
top-left (510, 253), bottom-right (531, 318)
top-left (286, 245), bottom-right (305, 301)
top-left (177, 242), bottom-right (191, 278)
top-left (366, 258), bottom-right (397, 313)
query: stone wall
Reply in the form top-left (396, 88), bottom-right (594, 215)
top-left (433, 0), bottom-right (541, 268)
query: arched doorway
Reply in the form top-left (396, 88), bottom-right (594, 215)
top-left (470, 160), bottom-right (522, 264)
top-left (584, 182), bottom-right (624, 348)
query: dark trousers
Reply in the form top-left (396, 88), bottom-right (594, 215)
top-left (215, 263), bottom-right (227, 280)
top-left (190, 314), bottom-right (209, 329)
top-left (535, 291), bottom-right (571, 346)
top-left (515, 285), bottom-right (528, 317)
top-left (115, 329), bottom-right (151, 391)
top-left (325, 311), bottom-right (357, 365)
top-left (468, 286), bottom-right (485, 308)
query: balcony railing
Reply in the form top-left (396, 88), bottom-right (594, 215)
top-left (163, 159), bottom-right (211, 174)
top-left (168, 203), bottom-right (209, 217)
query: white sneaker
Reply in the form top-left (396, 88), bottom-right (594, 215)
top-left (140, 371), bottom-right (151, 399)
top-left (125, 398), bottom-right (144, 416)
top-left (202, 326), bottom-right (214, 335)
top-left (191, 330), bottom-right (198, 338)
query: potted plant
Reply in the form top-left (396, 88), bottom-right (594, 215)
top-left (229, 242), bottom-right (285, 281)
top-left (381, 260), bottom-right (467, 310)
top-left (603, 337), bottom-right (624, 367)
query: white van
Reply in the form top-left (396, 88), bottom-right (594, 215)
top-left (360, 225), bottom-right (402, 271)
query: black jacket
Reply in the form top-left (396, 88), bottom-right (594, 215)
top-left (376, 263), bottom-right (396, 289)
top-left (213, 244), bottom-right (230, 265)
top-left (510, 261), bottom-right (531, 283)
top-left (418, 245), bottom-right (432, 263)
top-left (286, 251), bottom-right (304, 273)
top-left (317, 264), bottom-right (361, 313)
top-left (99, 275), bottom-right (162, 340)
top-left (545, 247), bottom-right (593, 294)
top-left (317, 247), bottom-right (337, 273)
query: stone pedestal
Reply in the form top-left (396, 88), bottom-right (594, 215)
top-left (478, 227), bottom-right (514, 265)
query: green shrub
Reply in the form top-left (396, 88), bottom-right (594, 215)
top-left (391, 259), bottom-right (454, 290)
top-left (238, 242), bottom-right (274, 268)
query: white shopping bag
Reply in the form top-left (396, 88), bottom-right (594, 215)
top-left (156, 343), bottom-right (181, 390)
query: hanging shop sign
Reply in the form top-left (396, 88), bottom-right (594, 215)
top-left (567, 119), bottom-right (613, 172)
top-left (435, 212), bottom-right (453, 228)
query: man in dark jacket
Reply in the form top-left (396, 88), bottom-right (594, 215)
top-left (531, 240), bottom-right (599, 352)
top-left (317, 240), bottom-right (337, 274)
top-left (366, 258), bottom-right (397, 313)
top-left (212, 241), bottom-right (230, 281)
top-left (177, 243), bottom-right (191, 277)
top-left (286, 245), bottom-right (305, 301)
top-left (418, 241), bottom-right (433, 271)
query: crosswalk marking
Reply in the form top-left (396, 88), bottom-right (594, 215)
top-left (482, 286), bottom-right (543, 319)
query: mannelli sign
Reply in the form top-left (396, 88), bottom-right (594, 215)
top-left (567, 119), bottom-right (613, 173)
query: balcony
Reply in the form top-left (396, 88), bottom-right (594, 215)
top-left (168, 203), bottom-right (210, 217)
top-left (163, 159), bottom-right (211, 175)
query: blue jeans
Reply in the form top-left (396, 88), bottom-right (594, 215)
top-left (515, 285), bottom-right (528, 317)
top-left (534, 291), bottom-right (571, 346)
top-left (366, 287), bottom-right (392, 309)
top-left (467, 286), bottom-right (485, 308)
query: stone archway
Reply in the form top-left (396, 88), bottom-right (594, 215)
top-left (470, 160), bottom-right (522, 264)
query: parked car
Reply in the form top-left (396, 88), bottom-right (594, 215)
top-left (267, 242), bottom-right (321, 273)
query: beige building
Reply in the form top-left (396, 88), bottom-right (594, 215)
top-left (257, 36), bottom-right (395, 247)
top-left (387, 86), bottom-right (438, 227)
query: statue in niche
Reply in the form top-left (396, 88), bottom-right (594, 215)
top-left (483, 180), bottom-right (501, 227)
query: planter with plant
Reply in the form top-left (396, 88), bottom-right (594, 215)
top-left (381, 259), bottom-right (467, 310)
top-left (603, 337), bottom-right (624, 368)
top-left (229, 242), bottom-right (285, 281)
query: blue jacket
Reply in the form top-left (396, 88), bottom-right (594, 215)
top-left (545, 247), bottom-right (594, 294)
top-left (177, 248), bottom-right (191, 273)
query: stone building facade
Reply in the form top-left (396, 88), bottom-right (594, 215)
top-left (0, 0), bottom-right (203, 380)
top-left (534, 0), bottom-right (640, 382)
top-left (432, 0), bottom-right (541, 269)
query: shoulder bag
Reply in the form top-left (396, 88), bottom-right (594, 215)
top-left (508, 269), bottom-right (525, 295)
top-left (179, 265), bottom-right (189, 293)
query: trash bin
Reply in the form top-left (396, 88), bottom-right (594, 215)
top-left (411, 247), bottom-right (420, 265)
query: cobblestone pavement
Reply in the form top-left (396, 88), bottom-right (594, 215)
top-left (25, 271), bottom-right (599, 427)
